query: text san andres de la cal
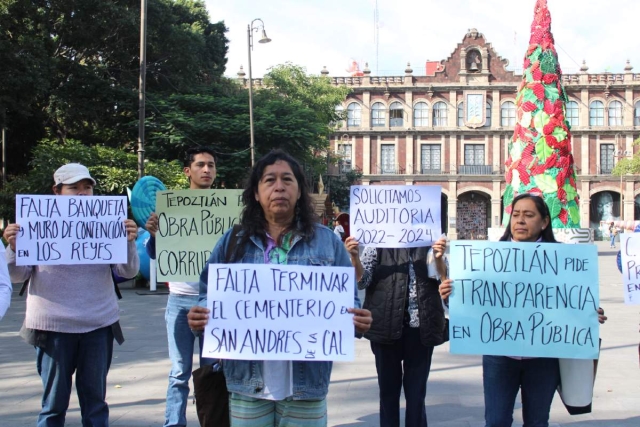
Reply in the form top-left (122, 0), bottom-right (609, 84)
top-left (449, 241), bottom-right (600, 359)
top-left (202, 264), bottom-right (356, 362)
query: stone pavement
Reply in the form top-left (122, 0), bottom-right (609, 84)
top-left (0, 241), bottom-right (638, 427)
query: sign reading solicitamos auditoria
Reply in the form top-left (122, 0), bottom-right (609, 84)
top-left (202, 264), bottom-right (356, 362)
top-left (349, 185), bottom-right (442, 248)
top-left (15, 195), bottom-right (129, 265)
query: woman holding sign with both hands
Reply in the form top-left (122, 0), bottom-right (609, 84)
top-left (439, 193), bottom-right (607, 427)
top-left (3, 163), bottom-right (139, 427)
top-left (187, 149), bottom-right (372, 427)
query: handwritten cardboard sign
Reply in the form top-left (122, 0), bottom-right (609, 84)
top-left (449, 241), bottom-right (600, 359)
top-left (202, 264), bottom-right (356, 361)
top-left (349, 185), bottom-right (441, 248)
top-left (620, 234), bottom-right (640, 305)
top-left (15, 195), bottom-right (128, 265)
top-left (155, 189), bottom-right (243, 281)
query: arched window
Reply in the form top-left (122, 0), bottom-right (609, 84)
top-left (484, 102), bottom-right (492, 127)
top-left (635, 101), bottom-right (640, 126)
top-left (608, 100), bottom-right (623, 126)
top-left (589, 101), bottom-right (604, 126)
top-left (566, 101), bottom-right (579, 127)
top-left (501, 101), bottom-right (516, 127)
top-left (389, 102), bottom-right (403, 127)
top-left (457, 103), bottom-right (464, 127)
top-left (433, 101), bottom-right (447, 127)
top-left (347, 103), bottom-right (361, 127)
top-left (371, 102), bottom-right (386, 127)
top-left (414, 102), bottom-right (429, 127)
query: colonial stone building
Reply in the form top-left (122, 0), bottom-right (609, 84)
top-left (324, 29), bottom-right (640, 240)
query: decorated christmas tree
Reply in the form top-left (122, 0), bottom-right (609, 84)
top-left (503, 0), bottom-right (579, 228)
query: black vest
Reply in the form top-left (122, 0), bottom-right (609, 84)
top-left (363, 247), bottom-right (447, 346)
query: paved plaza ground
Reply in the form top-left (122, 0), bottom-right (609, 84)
top-left (0, 241), bottom-right (638, 426)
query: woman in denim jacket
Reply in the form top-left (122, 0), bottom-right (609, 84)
top-left (189, 149), bottom-right (372, 426)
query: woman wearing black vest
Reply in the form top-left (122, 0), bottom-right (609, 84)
top-left (346, 236), bottom-right (450, 427)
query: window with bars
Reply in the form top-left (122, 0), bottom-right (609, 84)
top-left (566, 101), bottom-right (579, 127)
top-left (590, 101), bottom-right (604, 126)
top-left (380, 144), bottom-right (395, 174)
top-left (635, 101), bottom-right (640, 126)
top-left (600, 144), bottom-right (614, 174)
top-left (371, 102), bottom-right (386, 127)
top-left (337, 144), bottom-right (352, 173)
top-left (501, 101), bottom-right (516, 127)
top-left (464, 144), bottom-right (485, 165)
top-left (608, 101), bottom-right (623, 126)
top-left (421, 145), bottom-right (441, 174)
top-left (347, 103), bottom-right (361, 127)
top-left (433, 102), bottom-right (447, 127)
top-left (389, 102), bottom-right (403, 127)
top-left (414, 102), bottom-right (429, 127)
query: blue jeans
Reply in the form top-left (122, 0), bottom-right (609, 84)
top-left (165, 293), bottom-right (202, 427)
top-left (610, 233), bottom-right (616, 247)
top-left (36, 326), bottom-right (114, 427)
top-left (370, 327), bottom-right (434, 427)
top-left (483, 356), bottom-right (560, 427)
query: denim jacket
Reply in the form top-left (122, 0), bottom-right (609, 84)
top-left (198, 223), bottom-right (360, 400)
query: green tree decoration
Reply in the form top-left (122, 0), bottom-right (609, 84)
top-left (503, 0), bottom-right (580, 228)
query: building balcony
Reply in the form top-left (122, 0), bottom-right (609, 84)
top-left (457, 165), bottom-right (494, 175)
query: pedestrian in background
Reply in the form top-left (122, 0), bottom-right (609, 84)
top-left (0, 242), bottom-right (12, 321)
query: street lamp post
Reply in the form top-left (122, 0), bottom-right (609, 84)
top-left (247, 19), bottom-right (271, 167)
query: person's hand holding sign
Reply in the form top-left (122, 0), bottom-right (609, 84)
top-left (124, 219), bottom-right (138, 241)
top-left (188, 305), bottom-right (209, 331)
top-left (3, 224), bottom-right (21, 251)
top-left (348, 308), bottom-right (372, 334)
top-left (145, 213), bottom-right (158, 238)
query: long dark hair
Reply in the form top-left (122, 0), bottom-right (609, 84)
top-left (238, 149), bottom-right (317, 247)
top-left (500, 193), bottom-right (557, 243)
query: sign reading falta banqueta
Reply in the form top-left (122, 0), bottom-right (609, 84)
top-left (15, 195), bottom-right (129, 265)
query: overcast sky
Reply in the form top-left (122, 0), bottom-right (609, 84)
top-left (204, 0), bottom-right (639, 78)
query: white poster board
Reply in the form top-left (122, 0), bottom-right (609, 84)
top-left (15, 195), bottom-right (129, 265)
top-left (349, 185), bottom-right (441, 248)
top-left (202, 264), bottom-right (356, 361)
top-left (620, 233), bottom-right (640, 305)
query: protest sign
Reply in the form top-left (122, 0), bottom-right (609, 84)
top-left (449, 241), bottom-right (600, 359)
top-left (349, 185), bottom-right (441, 248)
top-left (620, 233), bottom-right (640, 305)
top-left (155, 189), bottom-right (243, 282)
top-left (15, 195), bottom-right (128, 266)
top-left (202, 264), bottom-right (356, 361)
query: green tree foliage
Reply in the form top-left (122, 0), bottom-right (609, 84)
top-left (612, 137), bottom-right (640, 176)
top-left (145, 64), bottom-right (351, 187)
top-left (328, 168), bottom-right (363, 211)
top-left (0, 0), bottom-right (228, 174)
top-left (0, 139), bottom-right (187, 221)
